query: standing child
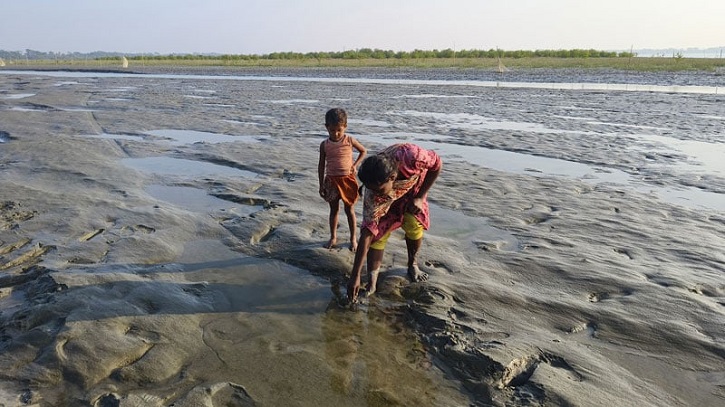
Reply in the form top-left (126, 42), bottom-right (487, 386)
top-left (318, 108), bottom-right (367, 251)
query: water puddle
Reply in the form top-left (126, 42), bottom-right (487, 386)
top-left (1, 93), bottom-right (35, 99)
top-left (106, 86), bottom-right (137, 92)
top-left (397, 110), bottom-right (593, 135)
top-left (357, 133), bottom-right (725, 211)
top-left (184, 95), bottom-right (216, 100)
top-left (265, 99), bottom-right (320, 104)
top-left (223, 119), bottom-right (267, 126)
top-left (202, 103), bottom-right (236, 108)
top-left (349, 118), bottom-right (393, 127)
top-left (146, 185), bottom-right (262, 216)
top-left (429, 204), bottom-right (519, 251)
top-left (633, 134), bottom-right (725, 176)
top-left (122, 156), bottom-right (258, 179)
top-left (145, 129), bottom-right (267, 145)
top-left (85, 133), bottom-right (146, 142)
top-left (357, 133), bottom-right (631, 183)
top-left (392, 94), bottom-right (477, 99)
top-left (7, 106), bottom-right (46, 112)
top-left (59, 107), bottom-right (97, 112)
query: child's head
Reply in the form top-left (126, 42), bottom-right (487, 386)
top-left (359, 155), bottom-right (397, 194)
top-left (325, 108), bottom-right (348, 142)
top-left (325, 108), bottom-right (347, 127)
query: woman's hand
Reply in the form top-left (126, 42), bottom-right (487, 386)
top-left (347, 274), bottom-right (361, 302)
top-left (407, 197), bottom-right (425, 215)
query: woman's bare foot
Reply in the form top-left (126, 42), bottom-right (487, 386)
top-left (324, 237), bottom-right (337, 249)
top-left (365, 268), bottom-right (380, 296)
top-left (407, 264), bottom-right (428, 282)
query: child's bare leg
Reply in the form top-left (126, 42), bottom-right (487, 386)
top-left (365, 248), bottom-right (384, 296)
top-left (405, 237), bottom-right (428, 282)
top-left (325, 200), bottom-right (340, 249)
top-left (343, 203), bottom-right (357, 251)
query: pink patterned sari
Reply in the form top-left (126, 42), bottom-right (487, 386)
top-left (361, 143), bottom-right (442, 241)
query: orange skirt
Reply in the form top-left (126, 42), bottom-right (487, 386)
top-left (322, 174), bottom-right (359, 206)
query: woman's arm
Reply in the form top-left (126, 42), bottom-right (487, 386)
top-left (347, 228), bottom-right (373, 301)
top-left (409, 164), bottom-right (441, 213)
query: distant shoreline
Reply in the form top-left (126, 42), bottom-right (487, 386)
top-left (3, 63), bottom-right (724, 88)
top-left (2, 56), bottom-right (724, 73)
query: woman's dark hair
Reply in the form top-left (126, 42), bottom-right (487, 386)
top-left (325, 108), bottom-right (347, 126)
top-left (359, 155), bottom-right (396, 186)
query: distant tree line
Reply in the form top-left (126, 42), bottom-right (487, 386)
top-left (1, 48), bottom-right (635, 62)
top-left (117, 48), bottom-right (634, 61)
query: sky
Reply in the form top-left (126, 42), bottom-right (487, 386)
top-left (2, 0), bottom-right (723, 55)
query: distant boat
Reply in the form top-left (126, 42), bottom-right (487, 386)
top-left (0, 58), bottom-right (5, 67)
top-left (122, 56), bottom-right (128, 68)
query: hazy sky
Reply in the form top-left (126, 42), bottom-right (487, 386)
top-left (3, 0), bottom-right (723, 54)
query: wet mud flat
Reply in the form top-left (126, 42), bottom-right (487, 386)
top-left (0, 68), bottom-right (723, 406)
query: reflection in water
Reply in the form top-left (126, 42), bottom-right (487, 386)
top-left (321, 301), bottom-right (468, 406)
top-left (146, 185), bottom-right (262, 216)
top-left (358, 133), bottom-right (632, 183)
top-left (358, 133), bottom-right (725, 212)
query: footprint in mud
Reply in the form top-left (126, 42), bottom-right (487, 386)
top-left (181, 282), bottom-right (209, 297)
top-left (473, 240), bottom-right (508, 252)
top-left (567, 321), bottom-right (598, 338)
top-left (174, 382), bottom-right (256, 407)
top-left (613, 247), bottom-right (634, 260)
top-left (686, 284), bottom-right (720, 297)
top-left (522, 205), bottom-right (560, 225)
top-left (281, 169), bottom-right (298, 182)
top-left (498, 354), bottom-right (540, 388)
top-left (402, 284), bottom-right (456, 307)
top-left (250, 224), bottom-right (277, 245)
top-left (269, 340), bottom-right (306, 355)
top-left (0, 201), bottom-right (37, 231)
top-left (117, 224), bottom-right (156, 238)
top-left (425, 259), bottom-right (455, 274)
top-left (587, 292), bottom-right (610, 302)
top-left (498, 350), bottom-right (584, 389)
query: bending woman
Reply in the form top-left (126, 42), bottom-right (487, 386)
top-left (347, 143), bottom-right (442, 301)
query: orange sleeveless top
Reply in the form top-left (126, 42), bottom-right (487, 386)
top-left (323, 134), bottom-right (355, 177)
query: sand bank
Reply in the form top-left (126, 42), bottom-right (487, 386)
top-left (0, 68), bottom-right (723, 406)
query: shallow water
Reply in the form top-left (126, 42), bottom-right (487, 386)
top-left (122, 156), bottom-right (258, 179)
top-left (144, 129), bottom-right (267, 145)
top-left (2, 70), bottom-right (722, 94)
top-left (0, 93), bottom-right (36, 99)
top-left (146, 185), bottom-right (262, 216)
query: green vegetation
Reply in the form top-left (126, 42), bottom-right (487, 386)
top-left (3, 48), bottom-right (724, 72)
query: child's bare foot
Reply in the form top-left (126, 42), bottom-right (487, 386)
top-left (407, 264), bottom-right (428, 282)
top-left (365, 268), bottom-right (380, 297)
top-left (324, 237), bottom-right (337, 249)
